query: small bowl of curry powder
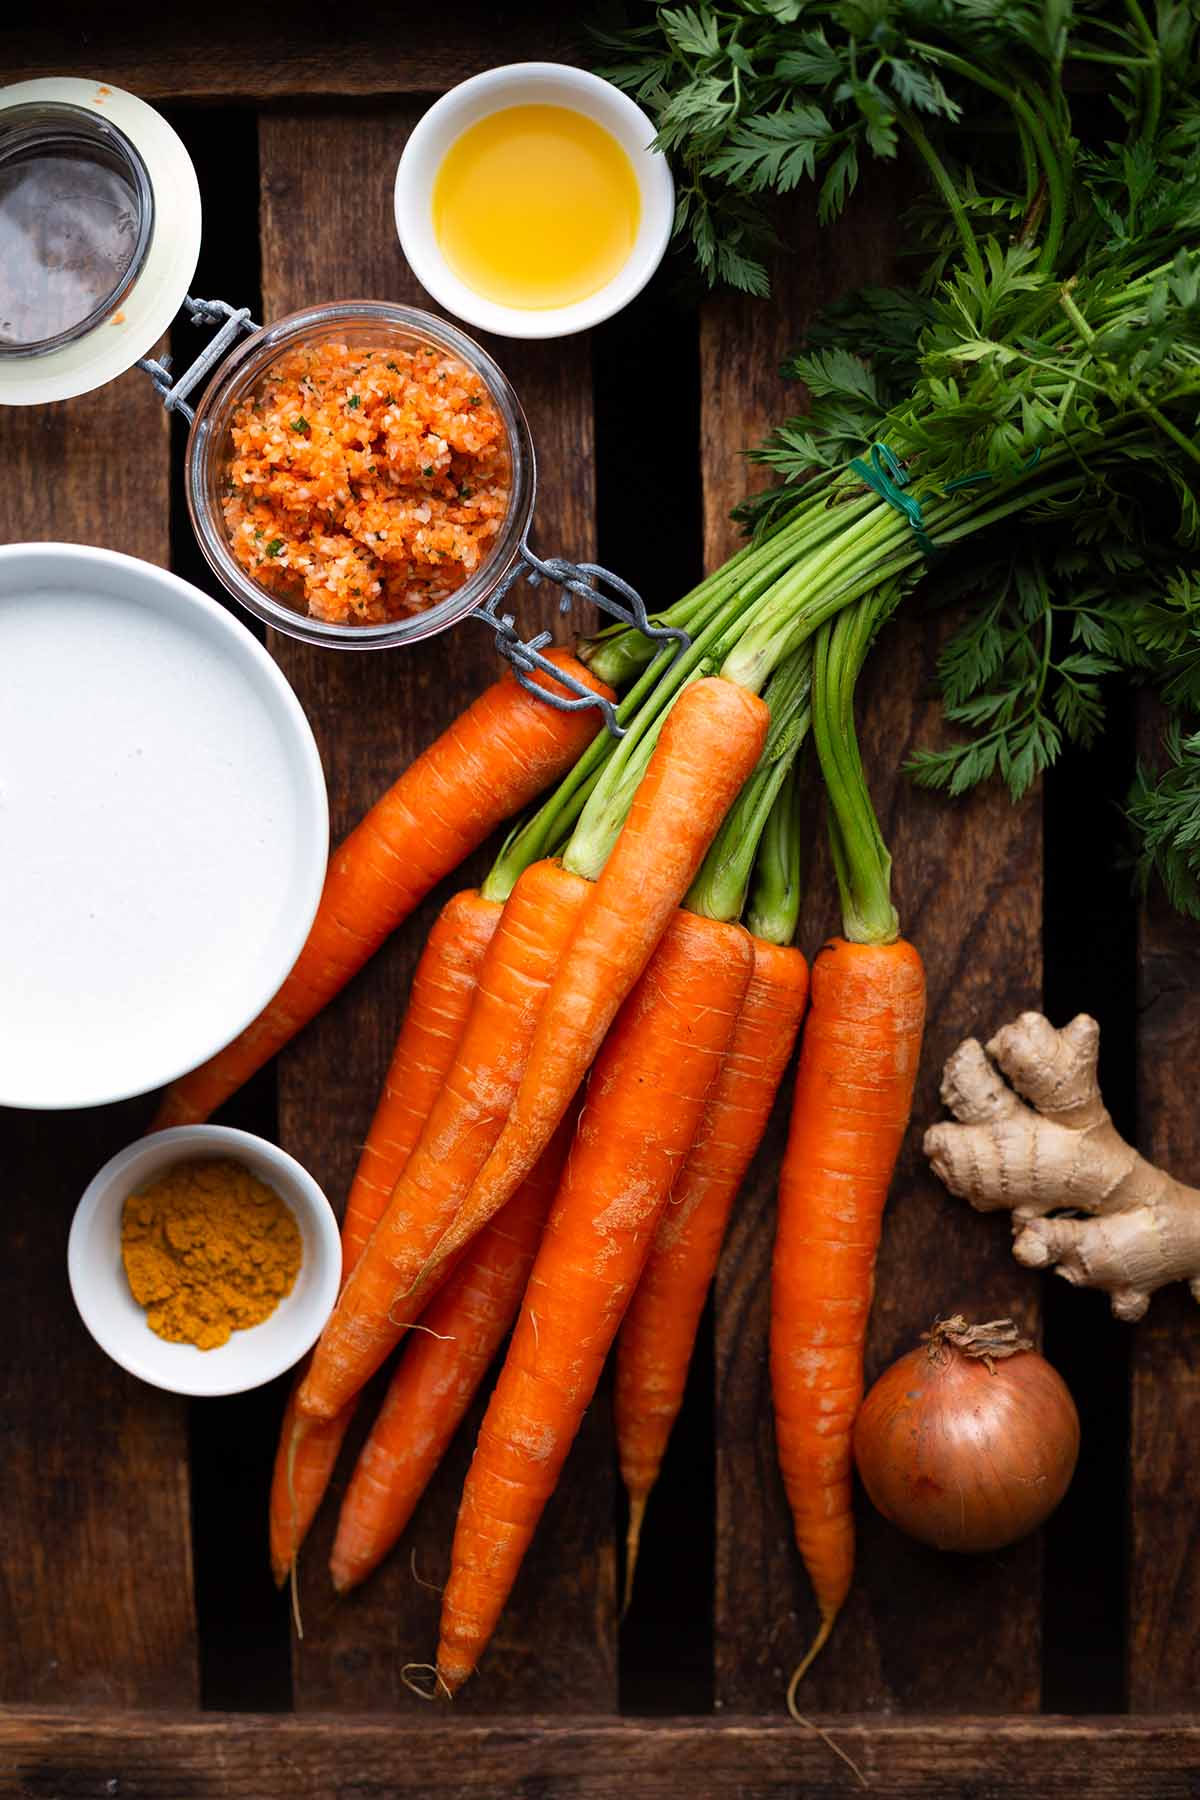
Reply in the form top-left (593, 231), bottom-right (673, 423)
top-left (69, 1126), bottom-right (341, 1396)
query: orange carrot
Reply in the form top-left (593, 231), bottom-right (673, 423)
top-left (421, 676), bottom-right (770, 1288)
top-left (615, 936), bottom-right (809, 1603)
top-left (436, 909), bottom-right (754, 1693)
top-left (296, 857), bottom-right (592, 1424)
top-left (267, 889), bottom-right (499, 1585)
top-left (150, 650), bottom-right (612, 1131)
top-left (329, 1110), bottom-right (577, 1594)
top-left (339, 892), bottom-right (503, 1277)
top-left (770, 936), bottom-right (925, 1685)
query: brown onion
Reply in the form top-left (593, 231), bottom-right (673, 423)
top-left (852, 1315), bottom-right (1080, 1553)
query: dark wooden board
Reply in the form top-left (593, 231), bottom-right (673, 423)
top-left (1130, 864), bottom-right (1200, 1709)
top-left (2, 4), bottom-right (580, 100)
top-left (701, 187), bottom-right (1044, 1714)
top-left (0, 377), bottom-right (199, 1707)
top-left (7, 1711), bottom-right (1200, 1798)
top-left (257, 105), bottom-right (616, 1714)
top-left (3, 5), bottom-right (1196, 1736)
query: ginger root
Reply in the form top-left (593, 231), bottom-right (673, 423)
top-left (924, 1011), bottom-right (1200, 1322)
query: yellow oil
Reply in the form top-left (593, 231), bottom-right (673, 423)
top-left (433, 104), bottom-right (641, 311)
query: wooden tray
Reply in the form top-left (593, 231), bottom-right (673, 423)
top-left (3, 10), bottom-right (1198, 1793)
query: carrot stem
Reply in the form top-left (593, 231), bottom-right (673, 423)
top-left (581, 483), bottom-right (864, 688)
top-left (685, 650), bottom-right (811, 925)
top-left (747, 770), bottom-right (804, 946)
top-left (718, 464), bottom-right (1084, 695)
top-left (811, 590), bottom-right (902, 946)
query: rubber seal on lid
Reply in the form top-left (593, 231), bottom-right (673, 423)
top-left (0, 78), bottom-right (201, 405)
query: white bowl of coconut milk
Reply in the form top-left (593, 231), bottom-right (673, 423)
top-left (0, 543), bottom-right (328, 1109)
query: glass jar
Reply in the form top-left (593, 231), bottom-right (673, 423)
top-left (0, 99), bottom-right (155, 358)
top-left (0, 76), bottom-right (202, 407)
top-left (185, 301), bottom-right (536, 651)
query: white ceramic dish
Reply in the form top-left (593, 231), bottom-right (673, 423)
top-left (395, 62), bottom-right (674, 340)
top-left (68, 1125), bottom-right (341, 1397)
top-left (0, 543), bottom-right (328, 1109)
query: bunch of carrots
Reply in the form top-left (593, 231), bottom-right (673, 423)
top-left (145, 0), bottom-right (1200, 1704)
top-left (151, 529), bottom-right (930, 1700)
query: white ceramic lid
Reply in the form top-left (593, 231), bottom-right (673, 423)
top-left (0, 544), bottom-right (329, 1110)
top-left (0, 78), bottom-right (202, 405)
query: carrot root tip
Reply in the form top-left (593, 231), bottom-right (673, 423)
top-left (786, 1612), bottom-right (865, 1787)
top-left (622, 1492), bottom-right (648, 1620)
top-left (281, 1421), bottom-right (306, 1637)
top-left (786, 1610), bottom-right (837, 1709)
top-left (289, 1555), bottom-right (305, 1642)
top-left (402, 1662), bottom-right (453, 1702)
top-left (785, 1705), bottom-right (869, 1791)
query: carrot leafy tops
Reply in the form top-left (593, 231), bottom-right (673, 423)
top-left (596, 0), bottom-right (1200, 918)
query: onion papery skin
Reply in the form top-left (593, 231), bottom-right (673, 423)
top-left (852, 1334), bottom-right (1080, 1554)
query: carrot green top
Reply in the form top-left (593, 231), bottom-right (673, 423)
top-left (812, 589), bottom-right (901, 947)
top-left (746, 772), bottom-right (802, 947)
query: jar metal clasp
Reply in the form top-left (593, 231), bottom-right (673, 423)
top-left (138, 295), bottom-right (258, 425)
top-left (476, 544), bottom-right (688, 737)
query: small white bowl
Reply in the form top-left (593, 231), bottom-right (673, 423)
top-left (395, 62), bottom-right (674, 340)
top-left (68, 1126), bottom-right (341, 1398)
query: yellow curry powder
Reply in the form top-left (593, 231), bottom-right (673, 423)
top-left (121, 1159), bottom-right (302, 1350)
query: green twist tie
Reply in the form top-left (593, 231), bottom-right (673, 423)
top-left (848, 443), bottom-right (1045, 556)
top-left (847, 442), bottom-right (938, 556)
top-left (945, 445), bottom-right (1042, 492)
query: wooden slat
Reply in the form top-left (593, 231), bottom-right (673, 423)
top-left (3, 4), bottom-right (580, 100)
top-left (257, 105), bottom-right (615, 1714)
top-left (702, 190), bottom-right (1044, 1713)
top-left (0, 376), bottom-right (199, 1707)
top-left (7, 1711), bottom-right (1200, 1797)
top-left (1130, 865), bottom-right (1200, 1707)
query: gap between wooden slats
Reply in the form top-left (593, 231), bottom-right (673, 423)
top-left (1130, 704), bottom-right (1200, 1709)
top-left (0, 380), bottom-right (199, 1706)
top-left (699, 181), bottom-right (1044, 1715)
top-left (256, 104), bottom-right (616, 1715)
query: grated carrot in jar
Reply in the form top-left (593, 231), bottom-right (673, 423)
top-left (221, 341), bottom-right (512, 626)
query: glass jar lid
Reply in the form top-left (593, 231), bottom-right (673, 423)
top-left (0, 78), bottom-right (201, 406)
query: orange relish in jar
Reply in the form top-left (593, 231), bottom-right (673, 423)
top-left (221, 340), bottom-right (511, 625)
